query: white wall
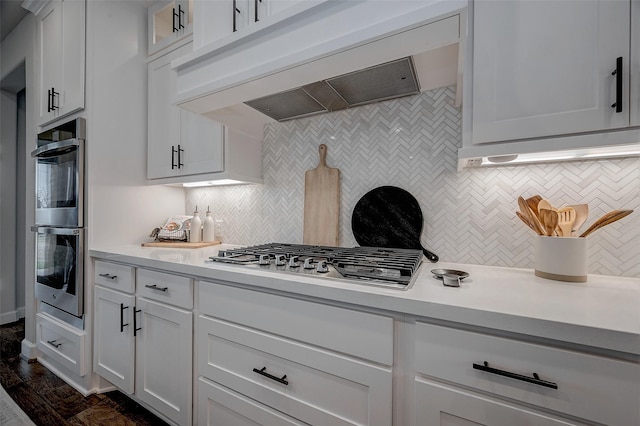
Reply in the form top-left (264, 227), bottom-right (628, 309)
top-left (85, 0), bottom-right (185, 248)
top-left (0, 13), bottom-right (37, 344)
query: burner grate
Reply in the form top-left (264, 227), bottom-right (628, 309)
top-left (209, 243), bottom-right (423, 287)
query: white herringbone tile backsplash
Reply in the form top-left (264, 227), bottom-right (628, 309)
top-left (187, 87), bottom-right (640, 277)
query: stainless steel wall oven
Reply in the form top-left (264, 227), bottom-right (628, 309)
top-left (31, 118), bottom-right (86, 320)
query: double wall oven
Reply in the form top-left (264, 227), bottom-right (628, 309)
top-left (31, 118), bottom-right (85, 322)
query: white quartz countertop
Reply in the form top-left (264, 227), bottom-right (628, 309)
top-left (90, 244), bottom-right (640, 356)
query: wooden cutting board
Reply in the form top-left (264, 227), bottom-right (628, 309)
top-left (303, 144), bottom-right (340, 246)
top-left (141, 241), bottom-right (221, 248)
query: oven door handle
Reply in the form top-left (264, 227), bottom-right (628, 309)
top-left (31, 139), bottom-right (82, 158)
top-left (31, 226), bottom-right (82, 236)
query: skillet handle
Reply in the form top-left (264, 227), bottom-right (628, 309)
top-left (422, 248), bottom-right (439, 263)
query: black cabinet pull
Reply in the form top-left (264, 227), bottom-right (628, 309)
top-left (233, 0), bottom-right (239, 32)
top-left (120, 303), bottom-right (129, 332)
top-left (47, 339), bottom-right (62, 348)
top-left (254, 0), bottom-right (262, 22)
top-left (177, 144), bottom-right (184, 168)
top-left (473, 361), bottom-right (558, 389)
top-left (98, 273), bottom-right (117, 280)
top-left (145, 284), bottom-right (168, 292)
top-left (51, 87), bottom-right (59, 111)
top-left (133, 307), bottom-right (142, 336)
top-left (172, 7), bottom-right (178, 32)
top-left (611, 56), bottom-right (623, 113)
top-left (178, 4), bottom-right (185, 29)
top-left (252, 366), bottom-right (289, 385)
top-left (171, 145), bottom-right (177, 169)
top-left (47, 88), bottom-right (51, 112)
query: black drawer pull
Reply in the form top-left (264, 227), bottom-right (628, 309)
top-left (98, 273), bottom-right (117, 280)
top-left (145, 284), bottom-right (168, 292)
top-left (134, 307), bottom-right (142, 336)
top-left (253, 367), bottom-right (288, 385)
top-left (473, 361), bottom-right (557, 389)
top-left (611, 56), bottom-right (623, 113)
top-left (47, 339), bottom-right (62, 348)
top-left (120, 303), bottom-right (129, 332)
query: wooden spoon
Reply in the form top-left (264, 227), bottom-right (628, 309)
top-left (516, 211), bottom-right (537, 233)
top-left (569, 204), bottom-right (589, 235)
top-left (557, 206), bottom-right (576, 237)
top-left (539, 208), bottom-right (559, 237)
top-left (537, 199), bottom-right (557, 213)
top-left (579, 210), bottom-right (634, 237)
top-left (525, 195), bottom-right (542, 219)
top-left (518, 196), bottom-right (544, 235)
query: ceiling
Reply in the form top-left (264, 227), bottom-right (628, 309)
top-left (1, 1), bottom-right (29, 42)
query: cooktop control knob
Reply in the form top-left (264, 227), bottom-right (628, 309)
top-left (275, 254), bottom-right (287, 266)
top-left (258, 254), bottom-right (270, 265)
top-left (316, 260), bottom-right (329, 273)
top-left (288, 256), bottom-right (300, 268)
top-left (303, 258), bottom-right (315, 269)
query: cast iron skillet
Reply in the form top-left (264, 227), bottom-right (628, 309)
top-left (351, 186), bottom-right (439, 262)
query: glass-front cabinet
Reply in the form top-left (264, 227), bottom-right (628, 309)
top-left (148, 0), bottom-right (193, 55)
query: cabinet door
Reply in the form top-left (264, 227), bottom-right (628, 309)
top-left (94, 286), bottom-right (135, 394)
top-left (179, 111), bottom-right (224, 176)
top-left (148, 0), bottom-right (194, 55)
top-left (60, 0), bottom-right (85, 117)
top-left (135, 297), bottom-right (192, 426)
top-left (147, 45), bottom-right (184, 179)
top-left (37, 1), bottom-right (62, 124)
top-left (415, 378), bottom-right (584, 426)
top-left (472, 0), bottom-right (630, 144)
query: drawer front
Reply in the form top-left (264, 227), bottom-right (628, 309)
top-left (198, 281), bottom-right (393, 365)
top-left (36, 313), bottom-right (86, 376)
top-left (137, 268), bottom-right (193, 309)
top-left (198, 316), bottom-right (392, 426)
top-left (94, 260), bottom-right (135, 293)
top-left (415, 378), bottom-right (584, 426)
top-left (198, 377), bottom-right (306, 426)
top-left (414, 322), bottom-right (640, 426)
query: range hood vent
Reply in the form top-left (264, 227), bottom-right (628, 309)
top-left (244, 57), bottom-right (420, 122)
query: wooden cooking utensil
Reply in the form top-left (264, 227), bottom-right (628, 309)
top-left (557, 206), bottom-right (576, 237)
top-left (518, 196), bottom-right (544, 235)
top-left (569, 204), bottom-right (589, 235)
top-left (539, 208), bottom-right (559, 236)
top-left (579, 210), bottom-right (634, 238)
top-left (303, 144), bottom-right (340, 246)
top-left (537, 199), bottom-right (557, 213)
top-left (516, 211), bottom-right (537, 233)
top-left (525, 195), bottom-right (542, 219)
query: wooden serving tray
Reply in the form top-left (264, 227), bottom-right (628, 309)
top-left (141, 241), bottom-right (221, 248)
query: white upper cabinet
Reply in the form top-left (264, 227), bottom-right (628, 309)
top-left (193, 0), bottom-right (307, 50)
top-left (148, 43), bottom-right (224, 180)
top-left (36, 0), bottom-right (86, 126)
top-left (471, 0), bottom-right (629, 144)
top-left (459, 0), bottom-right (640, 166)
top-left (148, 42), bottom-right (262, 185)
top-left (148, 0), bottom-right (193, 55)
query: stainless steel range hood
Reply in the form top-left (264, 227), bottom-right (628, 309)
top-left (244, 57), bottom-right (420, 122)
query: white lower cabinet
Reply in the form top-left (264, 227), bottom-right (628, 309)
top-left (415, 379), bottom-right (581, 425)
top-left (135, 297), bottom-right (192, 425)
top-left (36, 312), bottom-right (86, 376)
top-left (413, 321), bottom-right (640, 426)
top-left (196, 281), bottom-right (394, 426)
top-left (93, 261), bottom-right (193, 426)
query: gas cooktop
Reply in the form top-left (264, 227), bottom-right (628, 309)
top-left (206, 243), bottom-right (423, 290)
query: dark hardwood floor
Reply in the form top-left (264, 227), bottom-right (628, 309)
top-left (0, 319), bottom-right (170, 425)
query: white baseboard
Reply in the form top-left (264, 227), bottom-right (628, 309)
top-left (17, 306), bottom-right (25, 319)
top-left (21, 339), bottom-right (38, 360)
top-left (37, 357), bottom-right (95, 397)
top-left (0, 310), bottom-right (19, 325)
